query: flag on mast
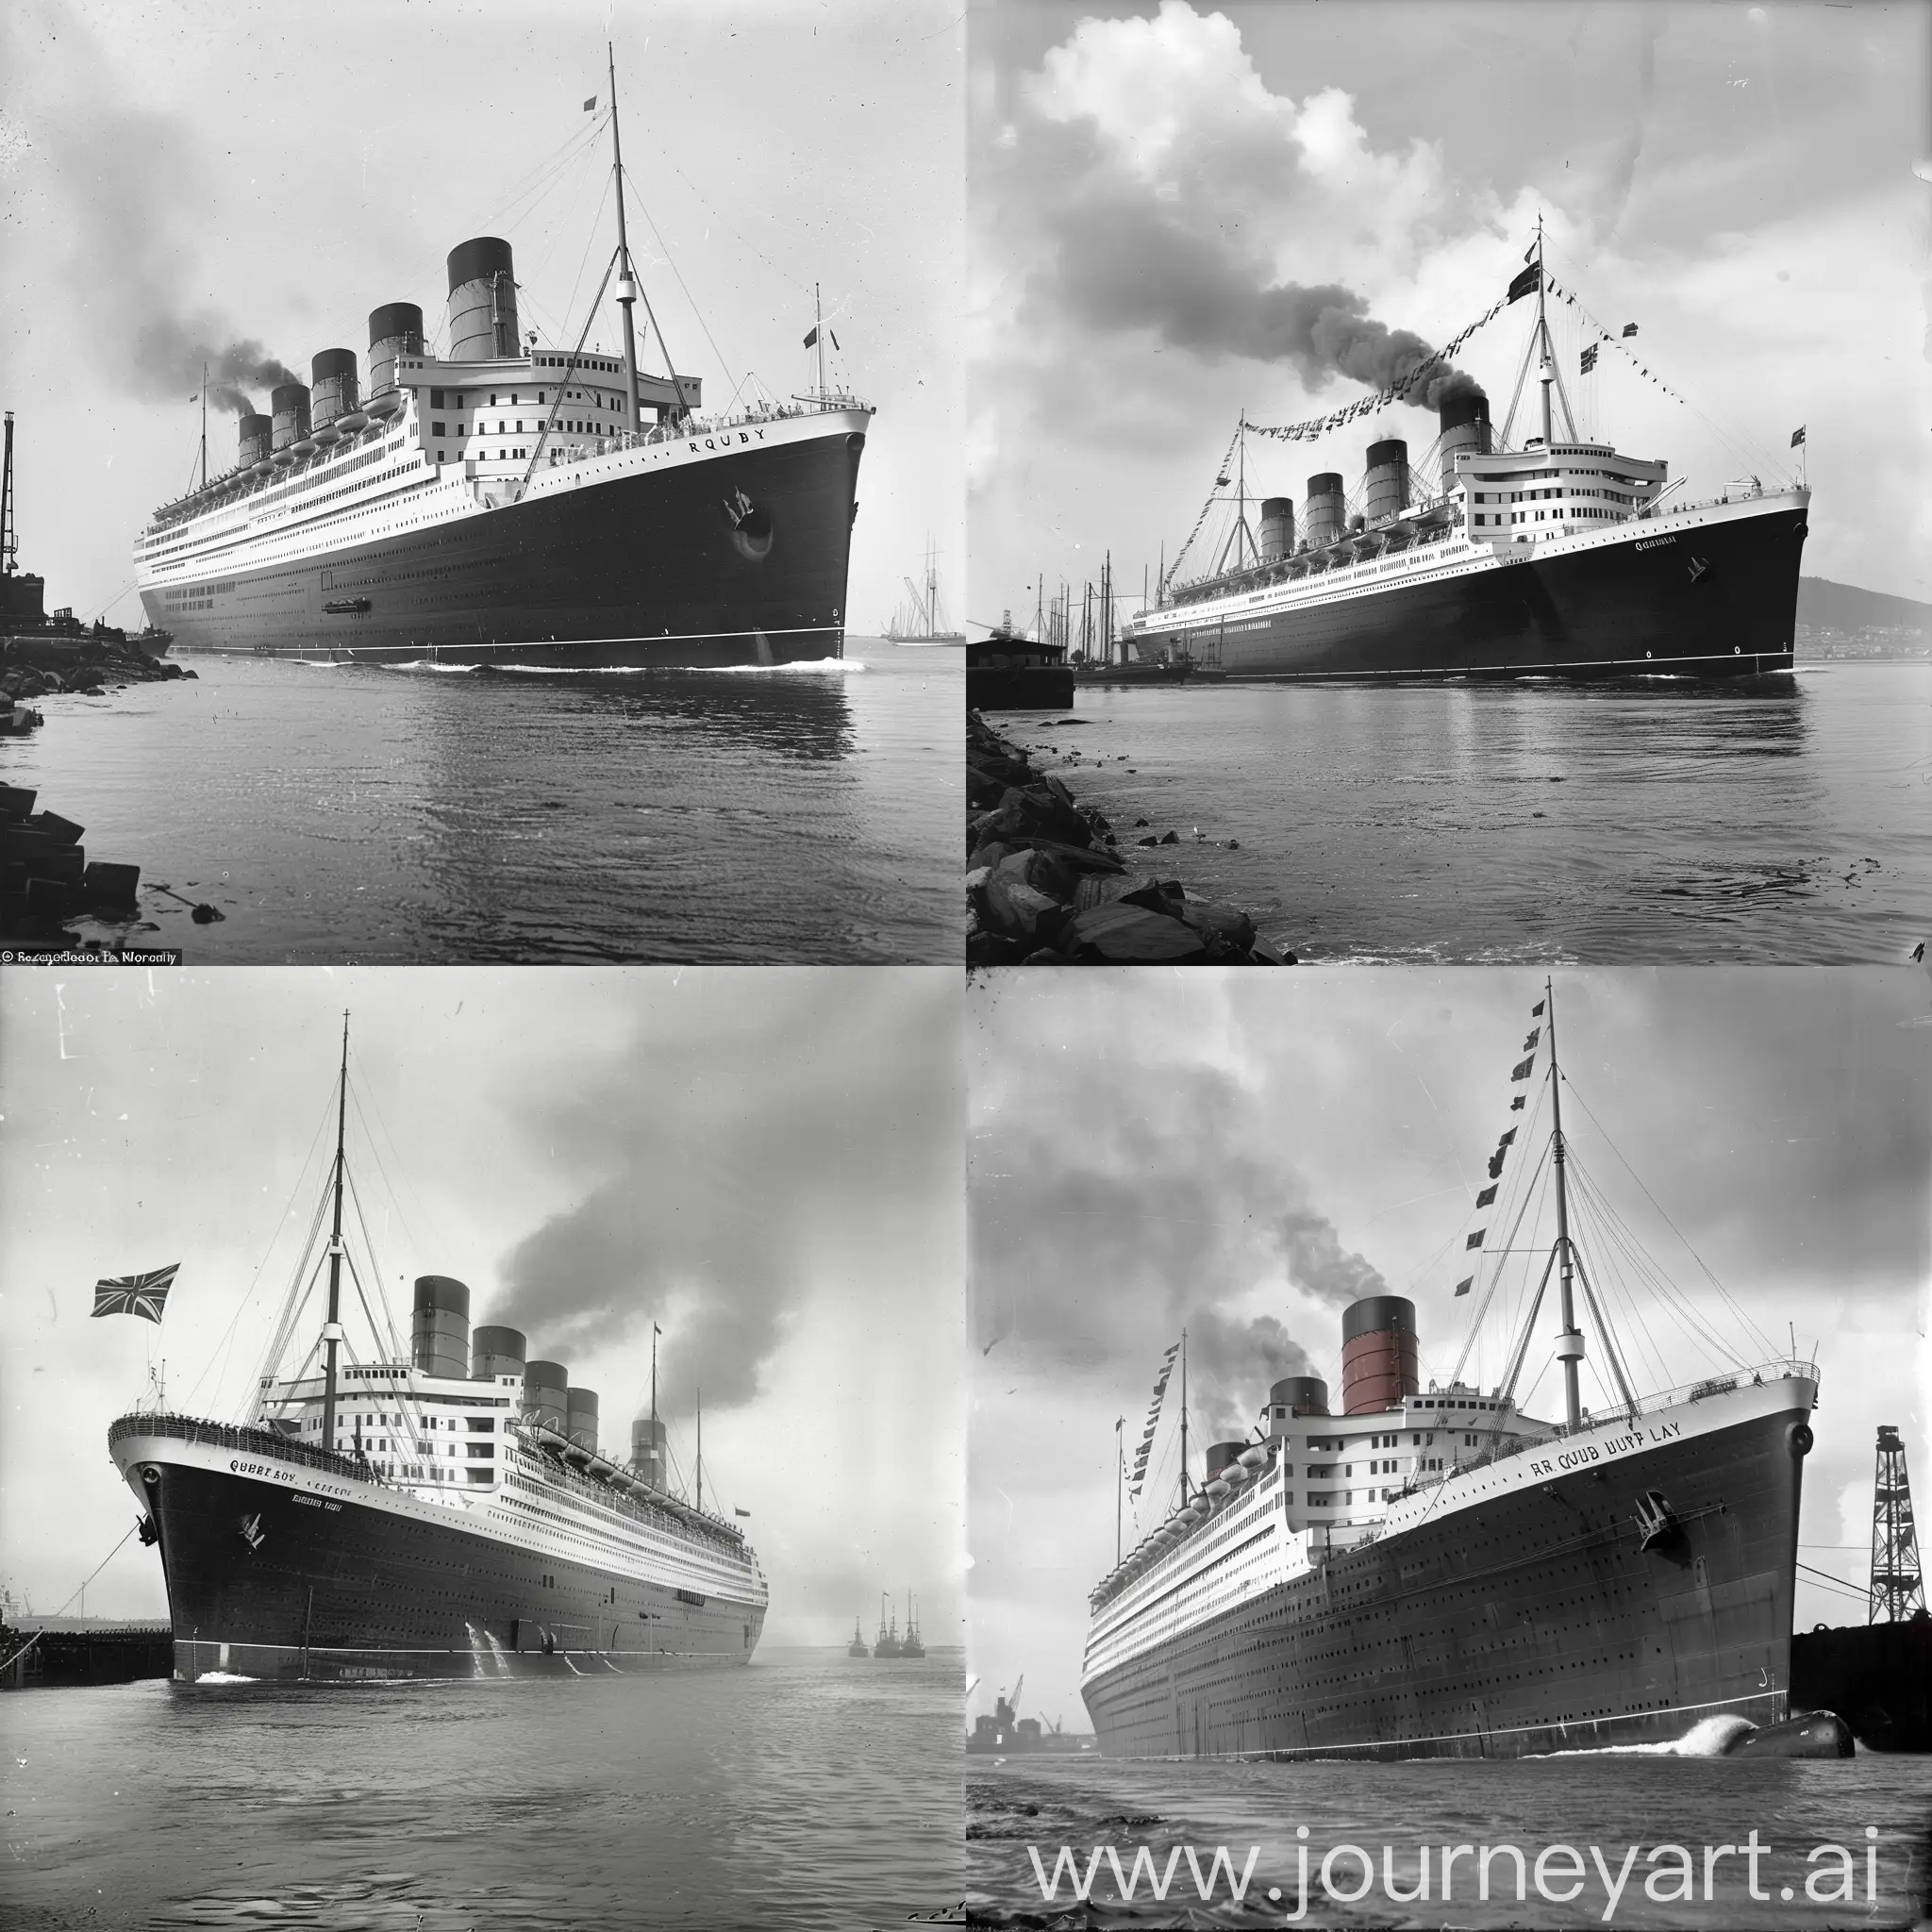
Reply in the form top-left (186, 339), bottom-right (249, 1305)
top-left (92, 1264), bottom-right (178, 1324)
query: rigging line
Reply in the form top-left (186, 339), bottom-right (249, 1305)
top-left (475, 115), bottom-right (608, 238)
top-left (0, 1525), bottom-right (142, 1674)
top-left (343, 1163), bottom-right (406, 1366)
top-left (225, 1175), bottom-right (331, 1421)
top-left (1566, 1160), bottom-right (1748, 1370)
top-left (1451, 1128), bottom-right (1555, 1388)
top-left (1557, 1078), bottom-right (1777, 1358)
top-left (1563, 1163), bottom-right (1732, 1371)
top-left (514, 131), bottom-right (606, 286)
top-left (1796, 1562), bottom-right (1876, 1604)
top-left (1569, 1185), bottom-right (1671, 1394)
top-left (631, 135), bottom-right (811, 294)
top-left (623, 170), bottom-right (738, 398)
top-left (180, 1080), bottom-right (338, 1407)
top-left (559, 170), bottom-right (616, 343)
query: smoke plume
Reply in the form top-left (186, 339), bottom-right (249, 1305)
top-left (1190, 1308), bottom-right (1318, 1441)
top-left (1048, 196), bottom-right (1481, 411)
top-left (1277, 1206), bottom-right (1390, 1307)
top-left (489, 974), bottom-right (958, 1427)
top-left (133, 316), bottom-right (301, 416)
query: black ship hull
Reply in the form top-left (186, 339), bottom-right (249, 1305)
top-left (124, 1446), bottom-right (763, 1684)
top-left (141, 424), bottom-right (864, 669)
top-left (1790, 1619), bottom-right (1931, 1753)
top-left (1136, 496), bottom-right (1807, 682)
top-left (1082, 1403), bottom-right (1807, 1760)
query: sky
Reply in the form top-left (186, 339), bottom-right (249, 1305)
top-left (967, 967), bottom-right (1932, 1731)
top-left (0, 0), bottom-right (962, 637)
top-left (969, 0), bottom-right (1932, 631)
top-left (0, 966), bottom-right (964, 1650)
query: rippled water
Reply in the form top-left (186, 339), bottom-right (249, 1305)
top-left (0, 1648), bottom-right (963, 1930)
top-left (967, 1752), bottom-right (1931, 1927)
top-left (994, 662), bottom-right (1930, 963)
top-left (2, 636), bottom-right (960, 962)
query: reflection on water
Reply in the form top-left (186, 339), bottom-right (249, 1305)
top-left (1005, 664), bottom-right (1927, 963)
top-left (2, 1650), bottom-right (963, 1932)
top-left (3, 637), bottom-right (958, 962)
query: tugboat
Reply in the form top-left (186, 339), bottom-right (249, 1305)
top-left (846, 1615), bottom-right (870, 1659)
top-left (899, 1591), bottom-right (926, 1659)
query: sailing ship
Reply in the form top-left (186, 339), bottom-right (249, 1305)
top-left (848, 1615), bottom-right (871, 1658)
top-left (1122, 226), bottom-right (1807, 679)
top-left (887, 541), bottom-right (965, 645)
top-left (1081, 983), bottom-right (1819, 1759)
top-left (107, 1021), bottom-right (766, 1682)
top-left (132, 50), bottom-right (869, 669)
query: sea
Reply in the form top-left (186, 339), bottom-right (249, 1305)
top-left (2, 635), bottom-right (960, 963)
top-left (1000, 660), bottom-right (1931, 963)
top-left (967, 1746), bottom-right (1932, 1928)
top-left (0, 1647), bottom-right (964, 1931)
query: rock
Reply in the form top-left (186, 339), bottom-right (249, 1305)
top-left (191, 902), bottom-right (225, 924)
top-left (1227, 839), bottom-right (1241, 850)
top-left (1175, 897), bottom-right (1256, 951)
top-left (967, 928), bottom-right (1026, 966)
top-left (1134, 819), bottom-right (1149, 828)
top-left (982, 873), bottom-right (1065, 943)
top-left (1158, 829), bottom-right (1180, 845)
top-left (1135, 835), bottom-right (1159, 847)
top-left (36, 811), bottom-right (85, 845)
top-left (83, 860), bottom-right (141, 907)
top-left (996, 846), bottom-right (1075, 905)
top-left (1063, 902), bottom-right (1209, 964)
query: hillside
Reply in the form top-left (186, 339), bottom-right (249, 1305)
top-left (1796, 577), bottom-right (1932, 634)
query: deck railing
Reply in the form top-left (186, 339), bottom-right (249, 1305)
top-left (108, 1411), bottom-right (371, 1484)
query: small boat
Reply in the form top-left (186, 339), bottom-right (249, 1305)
top-left (846, 1615), bottom-right (870, 1658)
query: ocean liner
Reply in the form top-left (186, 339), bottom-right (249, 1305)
top-left (1081, 984), bottom-right (1818, 1759)
top-left (1122, 231), bottom-right (1807, 679)
top-left (133, 56), bottom-right (869, 669)
top-left (107, 1024), bottom-right (766, 1683)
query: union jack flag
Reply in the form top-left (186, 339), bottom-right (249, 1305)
top-left (92, 1264), bottom-right (178, 1324)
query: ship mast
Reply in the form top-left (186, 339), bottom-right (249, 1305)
top-left (319, 1013), bottom-right (350, 1453)
top-left (608, 44), bottom-right (642, 447)
top-left (695, 1388), bottom-right (702, 1514)
top-left (1177, 1327), bottom-right (1191, 1507)
top-left (199, 366), bottom-right (208, 492)
top-left (1545, 978), bottom-right (1586, 1429)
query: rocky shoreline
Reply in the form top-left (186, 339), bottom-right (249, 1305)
top-left (2, 632), bottom-right (197, 710)
top-left (968, 709), bottom-right (1291, 964)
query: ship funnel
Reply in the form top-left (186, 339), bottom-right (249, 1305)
top-left (1258, 497), bottom-right (1294, 565)
top-left (1304, 473), bottom-right (1345, 548)
top-left (367, 302), bottom-right (425, 416)
top-left (309, 348), bottom-right (359, 441)
top-left (1204, 1441), bottom-right (1249, 1482)
top-left (631, 1414), bottom-right (668, 1488)
top-left (471, 1324), bottom-right (526, 1384)
top-left (270, 382), bottom-right (311, 462)
top-left (1363, 439), bottom-right (1410, 524)
top-left (410, 1274), bottom-right (471, 1379)
top-left (446, 238), bottom-right (521, 362)
top-left (566, 1387), bottom-right (599, 1455)
top-left (1438, 391), bottom-right (1492, 492)
top-left (1341, 1295), bottom-right (1419, 1415)
top-left (1267, 1374), bottom-right (1329, 1424)
top-left (238, 413), bottom-right (273, 471)
top-left (524, 1360), bottom-right (569, 1434)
